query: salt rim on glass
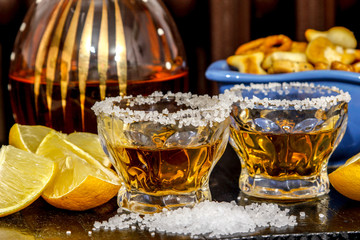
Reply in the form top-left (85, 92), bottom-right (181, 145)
top-left (91, 91), bottom-right (233, 127)
top-left (226, 82), bottom-right (351, 110)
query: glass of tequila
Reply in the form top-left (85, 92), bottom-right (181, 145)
top-left (228, 82), bottom-right (351, 200)
top-left (92, 92), bottom-right (231, 213)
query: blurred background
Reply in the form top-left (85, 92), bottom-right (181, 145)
top-left (1, 0), bottom-right (360, 145)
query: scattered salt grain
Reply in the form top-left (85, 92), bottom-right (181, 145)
top-left (88, 231), bottom-right (92, 236)
top-left (299, 212), bottom-right (306, 218)
top-left (319, 213), bottom-right (325, 218)
top-left (93, 201), bottom-right (297, 238)
top-left (66, 230), bottom-right (71, 235)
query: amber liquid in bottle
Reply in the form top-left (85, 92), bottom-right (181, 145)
top-left (9, 70), bottom-right (188, 133)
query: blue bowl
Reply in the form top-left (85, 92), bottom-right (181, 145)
top-left (206, 60), bottom-right (360, 166)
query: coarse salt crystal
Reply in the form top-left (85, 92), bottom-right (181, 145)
top-left (227, 82), bottom-right (351, 111)
top-left (92, 91), bottom-right (232, 127)
top-left (93, 200), bottom-right (297, 238)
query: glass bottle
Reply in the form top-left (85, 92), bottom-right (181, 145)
top-left (9, 0), bottom-right (188, 133)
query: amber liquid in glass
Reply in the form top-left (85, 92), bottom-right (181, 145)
top-left (108, 142), bottom-right (220, 196)
top-left (9, 70), bottom-right (188, 133)
top-left (230, 127), bottom-right (340, 179)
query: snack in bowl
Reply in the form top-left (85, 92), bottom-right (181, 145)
top-left (262, 51), bottom-right (308, 69)
top-left (330, 61), bottom-right (355, 72)
top-left (261, 51), bottom-right (313, 73)
top-left (305, 36), bottom-right (356, 65)
top-left (227, 26), bottom-right (359, 74)
top-left (305, 26), bottom-right (357, 49)
top-left (267, 59), bottom-right (314, 74)
top-left (290, 41), bottom-right (307, 52)
top-left (235, 34), bottom-right (292, 55)
top-left (234, 37), bottom-right (266, 55)
top-left (227, 52), bottom-right (267, 74)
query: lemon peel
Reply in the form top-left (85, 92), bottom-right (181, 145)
top-left (329, 152), bottom-right (360, 201)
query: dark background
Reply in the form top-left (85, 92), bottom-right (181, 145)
top-left (1, 0), bottom-right (360, 145)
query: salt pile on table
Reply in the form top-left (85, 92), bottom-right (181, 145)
top-left (93, 201), bottom-right (297, 238)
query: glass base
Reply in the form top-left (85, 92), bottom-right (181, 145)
top-left (117, 185), bottom-right (212, 214)
top-left (239, 172), bottom-right (330, 200)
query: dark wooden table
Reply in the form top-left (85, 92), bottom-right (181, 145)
top-left (1, 146), bottom-right (360, 240)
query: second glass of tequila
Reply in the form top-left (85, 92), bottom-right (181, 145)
top-left (229, 82), bottom-right (351, 200)
top-left (92, 92), bottom-right (231, 213)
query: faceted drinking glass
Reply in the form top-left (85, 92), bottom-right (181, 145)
top-left (93, 92), bottom-right (231, 213)
top-left (228, 82), bottom-right (351, 200)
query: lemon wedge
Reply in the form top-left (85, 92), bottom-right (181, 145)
top-left (329, 152), bottom-right (360, 201)
top-left (36, 131), bottom-right (120, 211)
top-left (0, 145), bottom-right (56, 217)
top-left (9, 124), bottom-right (52, 153)
top-left (67, 132), bottom-right (111, 168)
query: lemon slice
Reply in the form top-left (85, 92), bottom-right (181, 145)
top-left (36, 131), bottom-right (120, 211)
top-left (67, 132), bottom-right (111, 168)
top-left (9, 124), bottom-right (52, 153)
top-left (0, 145), bottom-right (56, 217)
top-left (329, 152), bottom-right (360, 201)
